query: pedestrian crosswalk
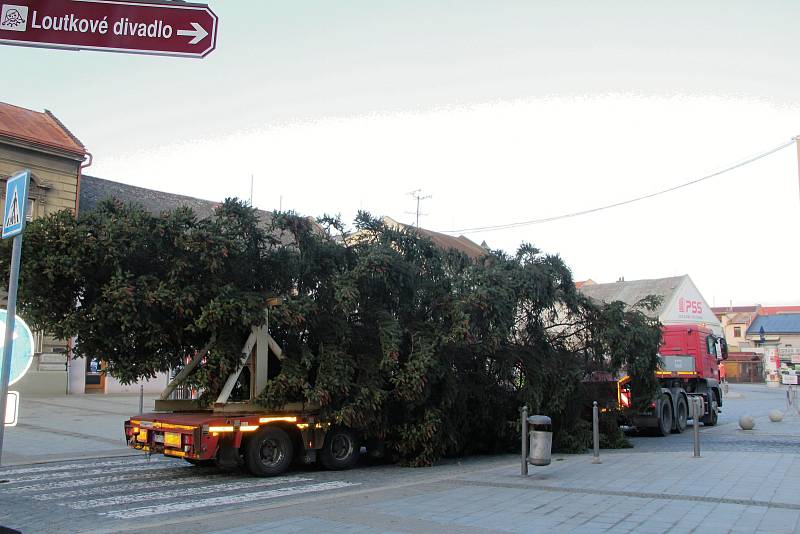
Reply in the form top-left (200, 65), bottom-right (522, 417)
top-left (0, 455), bottom-right (359, 525)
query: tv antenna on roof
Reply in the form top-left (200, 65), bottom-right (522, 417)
top-left (406, 189), bottom-right (431, 227)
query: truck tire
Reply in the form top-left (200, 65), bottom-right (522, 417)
top-left (245, 426), bottom-right (294, 477)
top-left (702, 393), bottom-right (719, 427)
top-left (320, 427), bottom-right (360, 470)
top-left (672, 395), bottom-right (688, 433)
top-left (655, 395), bottom-right (673, 437)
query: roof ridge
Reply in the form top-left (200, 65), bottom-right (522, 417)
top-left (44, 109), bottom-right (86, 151)
top-left (81, 175), bottom-right (275, 217)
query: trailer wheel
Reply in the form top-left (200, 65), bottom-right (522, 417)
top-left (320, 427), bottom-right (360, 470)
top-left (672, 396), bottom-right (688, 434)
top-left (245, 427), bottom-right (294, 477)
top-left (702, 394), bottom-right (719, 427)
top-left (656, 395), bottom-right (673, 437)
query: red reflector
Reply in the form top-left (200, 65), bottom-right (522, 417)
top-left (618, 388), bottom-right (632, 409)
top-left (184, 434), bottom-right (193, 445)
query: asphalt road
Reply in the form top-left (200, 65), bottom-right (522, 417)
top-left (1, 383), bottom-right (797, 534)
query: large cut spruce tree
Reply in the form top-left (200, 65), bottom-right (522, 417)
top-left (1, 200), bottom-right (662, 465)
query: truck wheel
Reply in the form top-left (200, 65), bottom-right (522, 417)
top-left (702, 394), bottom-right (719, 427)
top-left (672, 396), bottom-right (688, 433)
top-left (245, 427), bottom-right (294, 477)
top-left (320, 427), bottom-right (360, 470)
top-left (656, 395), bottom-right (673, 437)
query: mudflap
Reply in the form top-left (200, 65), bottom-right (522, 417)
top-left (216, 439), bottom-right (244, 471)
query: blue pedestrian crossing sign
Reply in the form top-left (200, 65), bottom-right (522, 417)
top-left (2, 170), bottom-right (30, 239)
top-left (0, 310), bottom-right (34, 387)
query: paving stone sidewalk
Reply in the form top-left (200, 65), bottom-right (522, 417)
top-left (2, 394), bottom-right (157, 465)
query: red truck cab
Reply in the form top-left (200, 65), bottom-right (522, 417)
top-left (615, 323), bottom-right (726, 435)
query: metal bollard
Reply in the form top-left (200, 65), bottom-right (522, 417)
top-left (592, 401), bottom-right (601, 464)
top-left (521, 405), bottom-right (528, 476)
top-left (139, 384), bottom-right (144, 415)
top-left (691, 396), bottom-right (702, 458)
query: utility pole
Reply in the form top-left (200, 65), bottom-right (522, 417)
top-left (249, 174), bottom-right (254, 206)
top-left (406, 189), bottom-right (431, 227)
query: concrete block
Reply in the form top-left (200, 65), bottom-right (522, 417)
top-left (37, 363), bottom-right (67, 372)
top-left (38, 353), bottom-right (67, 364)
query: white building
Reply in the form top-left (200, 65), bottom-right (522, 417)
top-left (579, 275), bottom-right (722, 336)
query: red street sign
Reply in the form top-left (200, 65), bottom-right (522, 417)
top-left (0, 0), bottom-right (217, 58)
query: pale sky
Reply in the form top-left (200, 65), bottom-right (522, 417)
top-left (3, 1), bottom-right (799, 306)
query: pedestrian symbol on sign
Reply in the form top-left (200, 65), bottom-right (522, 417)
top-left (2, 170), bottom-right (28, 239)
top-left (4, 189), bottom-right (19, 228)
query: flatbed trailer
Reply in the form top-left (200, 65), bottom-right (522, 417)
top-left (124, 321), bottom-right (363, 476)
top-left (124, 408), bottom-right (360, 476)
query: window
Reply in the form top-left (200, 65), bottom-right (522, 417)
top-left (733, 326), bottom-right (741, 338)
top-left (706, 335), bottom-right (717, 356)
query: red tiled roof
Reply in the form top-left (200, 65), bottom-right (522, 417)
top-left (0, 102), bottom-right (85, 156)
top-left (759, 306), bottom-right (800, 316)
top-left (381, 217), bottom-right (488, 260)
top-left (711, 306), bottom-right (760, 314)
top-left (575, 279), bottom-right (596, 289)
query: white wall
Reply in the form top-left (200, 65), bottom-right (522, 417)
top-left (105, 372), bottom-right (169, 394)
top-left (660, 276), bottom-right (723, 336)
top-left (67, 356), bottom-right (85, 395)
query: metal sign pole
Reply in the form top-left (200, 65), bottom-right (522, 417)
top-left (0, 233), bottom-right (23, 465)
top-left (0, 169), bottom-right (30, 466)
top-left (592, 401), bottom-right (601, 464)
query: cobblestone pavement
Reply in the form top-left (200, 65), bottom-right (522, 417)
top-left (628, 383), bottom-right (800, 454)
top-left (0, 383), bottom-right (797, 533)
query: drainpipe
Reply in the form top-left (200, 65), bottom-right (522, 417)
top-left (76, 151), bottom-right (92, 214)
top-left (66, 152), bottom-right (91, 395)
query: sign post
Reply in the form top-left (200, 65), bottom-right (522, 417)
top-left (0, 169), bottom-right (30, 465)
top-left (0, 0), bottom-right (217, 58)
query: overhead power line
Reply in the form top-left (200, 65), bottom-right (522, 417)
top-left (441, 138), bottom-right (796, 235)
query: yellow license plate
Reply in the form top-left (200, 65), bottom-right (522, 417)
top-left (136, 429), bottom-right (148, 442)
top-left (164, 432), bottom-right (182, 448)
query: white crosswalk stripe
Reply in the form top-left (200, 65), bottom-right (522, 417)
top-left (0, 456), bottom-right (162, 477)
top-left (0, 456), bottom-right (360, 522)
top-left (1, 458), bottom-right (188, 483)
top-left (30, 474), bottom-right (228, 500)
top-left (65, 475), bottom-right (312, 509)
top-left (3, 464), bottom-right (212, 490)
top-left (101, 480), bottom-right (359, 519)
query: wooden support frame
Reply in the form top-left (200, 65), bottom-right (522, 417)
top-left (159, 336), bottom-right (215, 401)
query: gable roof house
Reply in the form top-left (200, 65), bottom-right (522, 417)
top-left (578, 275), bottom-right (722, 336)
top-left (0, 102), bottom-right (89, 395)
top-left (343, 216), bottom-right (489, 260)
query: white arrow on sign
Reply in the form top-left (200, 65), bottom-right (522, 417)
top-left (177, 22), bottom-right (208, 45)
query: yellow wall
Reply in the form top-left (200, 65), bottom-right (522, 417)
top-left (0, 141), bottom-right (81, 217)
top-left (0, 138), bottom-right (83, 393)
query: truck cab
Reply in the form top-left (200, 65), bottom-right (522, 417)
top-left (617, 323), bottom-right (726, 436)
top-left (658, 324), bottom-right (727, 382)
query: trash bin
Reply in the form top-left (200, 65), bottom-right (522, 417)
top-left (527, 415), bottom-right (553, 466)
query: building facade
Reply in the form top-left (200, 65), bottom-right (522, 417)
top-left (0, 103), bottom-right (87, 395)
